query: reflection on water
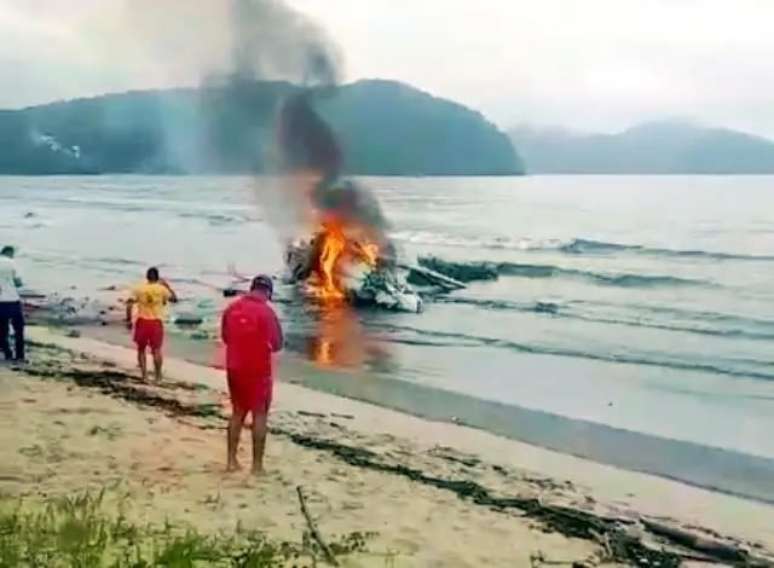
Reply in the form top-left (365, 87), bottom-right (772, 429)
top-left (307, 302), bottom-right (368, 369)
top-left (301, 299), bottom-right (398, 374)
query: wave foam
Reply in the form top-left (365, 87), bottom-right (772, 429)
top-left (370, 322), bottom-right (774, 382)
top-left (392, 231), bottom-right (774, 262)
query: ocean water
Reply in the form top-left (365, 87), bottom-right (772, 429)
top-left (3, 174), bottom-right (774, 483)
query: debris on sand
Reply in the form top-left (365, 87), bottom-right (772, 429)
top-left (22, 292), bottom-right (112, 326)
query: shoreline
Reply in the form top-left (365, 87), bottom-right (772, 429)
top-left (73, 321), bottom-right (774, 505)
top-left (9, 325), bottom-right (774, 564)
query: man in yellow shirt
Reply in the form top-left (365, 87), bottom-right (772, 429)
top-left (125, 267), bottom-right (177, 382)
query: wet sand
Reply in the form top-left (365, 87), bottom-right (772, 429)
top-left (80, 320), bottom-right (774, 504)
top-left (0, 326), bottom-right (772, 565)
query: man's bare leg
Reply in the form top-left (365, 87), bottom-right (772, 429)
top-left (227, 408), bottom-right (248, 472)
top-left (137, 349), bottom-right (148, 382)
top-left (152, 349), bottom-right (163, 382)
top-left (251, 411), bottom-right (268, 475)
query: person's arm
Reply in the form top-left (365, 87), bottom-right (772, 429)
top-left (125, 287), bottom-right (138, 328)
top-left (125, 299), bottom-right (135, 328)
top-left (12, 264), bottom-right (22, 288)
top-left (270, 310), bottom-right (284, 353)
top-left (160, 279), bottom-right (178, 303)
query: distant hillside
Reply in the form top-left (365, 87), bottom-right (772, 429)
top-left (0, 80), bottom-right (523, 176)
top-left (509, 121), bottom-right (774, 174)
top-left (318, 80), bottom-right (522, 176)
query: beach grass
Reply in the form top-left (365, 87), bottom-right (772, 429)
top-left (0, 490), bottom-right (371, 567)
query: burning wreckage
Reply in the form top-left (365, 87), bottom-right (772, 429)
top-left (284, 217), bottom-right (422, 313)
top-left (283, 206), bottom-right (475, 314)
top-left (275, 90), bottom-right (474, 313)
top-left (282, 194), bottom-right (483, 314)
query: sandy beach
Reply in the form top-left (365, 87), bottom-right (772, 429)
top-left (4, 0), bottom-right (774, 564)
top-left (0, 326), bottom-right (771, 566)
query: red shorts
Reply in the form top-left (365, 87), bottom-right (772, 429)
top-left (133, 318), bottom-right (164, 351)
top-left (227, 369), bottom-right (273, 414)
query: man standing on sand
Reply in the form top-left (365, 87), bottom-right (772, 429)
top-left (221, 275), bottom-right (283, 474)
top-left (125, 267), bottom-right (177, 382)
top-left (0, 246), bottom-right (25, 363)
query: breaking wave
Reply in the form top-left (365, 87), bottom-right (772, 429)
top-left (28, 196), bottom-right (254, 226)
top-left (392, 231), bottom-right (774, 262)
top-left (436, 296), bottom-right (774, 341)
top-left (494, 262), bottom-right (709, 288)
top-left (390, 231), bottom-right (564, 251)
top-left (177, 212), bottom-right (254, 225)
top-left (369, 322), bottom-right (774, 382)
top-left (558, 238), bottom-right (774, 261)
top-left (414, 256), bottom-right (713, 288)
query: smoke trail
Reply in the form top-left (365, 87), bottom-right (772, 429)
top-left (67, 0), bottom-right (391, 243)
top-left (276, 91), bottom-right (342, 183)
top-left (229, 0), bottom-right (341, 86)
top-left (274, 89), bottom-right (392, 249)
top-left (210, 0), bottom-right (393, 249)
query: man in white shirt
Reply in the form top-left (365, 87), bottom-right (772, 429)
top-left (0, 246), bottom-right (25, 362)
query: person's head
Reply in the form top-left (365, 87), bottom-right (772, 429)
top-left (1, 246), bottom-right (14, 258)
top-left (146, 267), bottom-right (160, 283)
top-left (250, 274), bottom-right (274, 300)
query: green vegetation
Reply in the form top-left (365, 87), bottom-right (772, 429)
top-left (0, 80), bottom-right (523, 176)
top-left (0, 491), bottom-right (371, 567)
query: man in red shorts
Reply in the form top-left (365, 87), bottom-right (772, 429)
top-left (221, 274), bottom-right (283, 474)
top-left (125, 267), bottom-right (177, 382)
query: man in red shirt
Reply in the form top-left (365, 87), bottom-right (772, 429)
top-left (221, 274), bottom-right (283, 474)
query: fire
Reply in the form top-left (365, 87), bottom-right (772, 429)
top-left (305, 218), bottom-right (380, 302)
top-left (316, 221), bottom-right (347, 299)
top-left (357, 242), bottom-right (379, 267)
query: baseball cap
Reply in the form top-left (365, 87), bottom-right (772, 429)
top-left (251, 274), bottom-right (274, 297)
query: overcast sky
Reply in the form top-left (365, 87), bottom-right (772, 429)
top-left (2, 0), bottom-right (774, 136)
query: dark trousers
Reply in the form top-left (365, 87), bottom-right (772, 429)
top-left (0, 301), bottom-right (25, 361)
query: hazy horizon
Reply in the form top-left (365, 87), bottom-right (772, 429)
top-left (2, 0), bottom-right (774, 137)
top-left (508, 117), bottom-right (774, 139)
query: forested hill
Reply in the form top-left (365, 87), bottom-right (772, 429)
top-left (0, 80), bottom-right (523, 176)
top-left (509, 121), bottom-right (774, 174)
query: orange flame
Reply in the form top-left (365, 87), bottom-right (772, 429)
top-left (305, 219), bottom-right (379, 302)
top-left (316, 221), bottom-right (347, 299)
top-left (302, 217), bottom-right (382, 367)
top-left (357, 242), bottom-right (379, 267)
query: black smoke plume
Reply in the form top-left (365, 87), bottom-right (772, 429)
top-left (235, 2), bottom-right (392, 248)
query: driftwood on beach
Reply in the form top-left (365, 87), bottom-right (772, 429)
top-left (22, 291), bottom-right (115, 326)
top-left (296, 486), bottom-right (339, 566)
